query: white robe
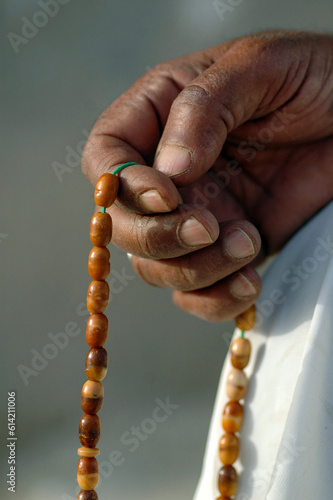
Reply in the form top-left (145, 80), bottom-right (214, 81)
top-left (194, 202), bottom-right (333, 500)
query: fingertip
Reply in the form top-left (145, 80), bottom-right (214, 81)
top-left (139, 189), bottom-right (176, 213)
top-left (172, 267), bottom-right (261, 323)
top-left (115, 164), bottom-right (181, 214)
top-left (228, 267), bottom-right (262, 301)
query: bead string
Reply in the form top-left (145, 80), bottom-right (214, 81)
top-left (216, 304), bottom-right (256, 499)
top-left (113, 162), bottom-right (140, 175)
top-left (77, 165), bottom-right (134, 500)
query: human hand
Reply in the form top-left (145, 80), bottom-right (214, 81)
top-left (82, 31), bottom-right (333, 322)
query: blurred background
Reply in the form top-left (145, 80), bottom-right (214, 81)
top-left (1, 1), bottom-right (332, 499)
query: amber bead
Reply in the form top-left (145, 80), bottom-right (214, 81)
top-left (77, 457), bottom-right (99, 490)
top-left (77, 491), bottom-right (98, 500)
top-left (79, 413), bottom-right (101, 448)
top-left (88, 247), bottom-right (110, 281)
top-left (85, 348), bottom-right (108, 382)
top-left (90, 212), bottom-right (112, 247)
top-left (235, 304), bottom-right (256, 331)
top-left (222, 401), bottom-right (244, 433)
top-left (230, 337), bottom-right (251, 370)
top-left (78, 446), bottom-right (100, 458)
top-left (94, 173), bottom-right (119, 208)
top-left (86, 314), bottom-right (108, 348)
top-left (226, 368), bottom-right (247, 401)
top-left (87, 280), bottom-right (109, 314)
top-left (218, 465), bottom-right (238, 496)
top-left (219, 433), bottom-right (239, 465)
top-left (81, 380), bottom-right (104, 415)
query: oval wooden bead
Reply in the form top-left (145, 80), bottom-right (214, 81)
top-left (81, 380), bottom-right (104, 415)
top-left (235, 304), bottom-right (256, 331)
top-left (85, 348), bottom-right (108, 381)
top-left (88, 247), bottom-right (110, 281)
top-left (94, 173), bottom-right (119, 208)
top-left (77, 457), bottom-right (99, 490)
top-left (218, 465), bottom-right (237, 496)
top-left (86, 314), bottom-right (108, 348)
top-left (77, 491), bottom-right (98, 500)
top-left (226, 368), bottom-right (247, 401)
top-left (90, 212), bottom-right (112, 247)
top-left (79, 413), bottom-right (101, 448)
top-left (230, 337), bottom-right (251, 370)
top-left (78, 446), bottom-right (100, 458)
top-left (87, 281), bottom-right (109, 314)
top-left (222, 401), bottom-right (244, 433)
top-left (219, 433), bottom-right (239, 465)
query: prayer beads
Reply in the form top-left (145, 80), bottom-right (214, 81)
top-left (86, 314), bottom-right (108, 348)
top-left (77, 172), bottom-right (119, 499)
top-left (85, 348), bottom-right (108, 382)
top-left (77, 491), bottom-right (99, 500)
top-left (90, 212), bottom-right (112, 247)
top-left (216, 305), bottom-right (255, 499)
top-left (77, 457), bottom-right (99, 490)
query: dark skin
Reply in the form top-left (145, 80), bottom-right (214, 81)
top-left (82, 31), bottom-right (333, 322)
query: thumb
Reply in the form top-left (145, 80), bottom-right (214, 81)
top-left (153, 33), bottom-right (308, 186)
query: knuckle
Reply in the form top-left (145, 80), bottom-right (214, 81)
top-left (81, 134), bottom-right (114, 183)
top-left (133, 216), bottom-right (156, 259)
top-left (173, 291), bottom-right (225, 322)
top-left (170, 264), bottom-right (198, 291)
top-left (175, 82), bottom-right (235, 136)
top-left (81, 138), bottom-right (94, 178)
top-left (176, 83), bottom-right (211, 109)
top-left (198, 303), bottom-right (225, 322)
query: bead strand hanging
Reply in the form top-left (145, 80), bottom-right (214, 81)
top-left (216, 304), bottom-right (256, 499)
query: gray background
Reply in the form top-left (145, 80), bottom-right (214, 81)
top-left (1, 1), bottom-right (332, 499)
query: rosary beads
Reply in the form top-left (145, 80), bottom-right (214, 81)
top-left (216, 304), bottom-right (256, 499)
top-left (76, 163), bottom-right (138, 499)
top-left (75, 161), bottom-right (256, 499)
top-left (76, 171), bottom-right (117, 500)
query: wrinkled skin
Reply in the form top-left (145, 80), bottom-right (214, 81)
top-left (82, 31), bottom-right (333, 322)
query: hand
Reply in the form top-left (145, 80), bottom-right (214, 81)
top-left (82, 31), bottom-right (333, 322)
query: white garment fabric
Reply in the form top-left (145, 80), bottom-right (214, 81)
top-left (194, 202), bottom-right (333, 500)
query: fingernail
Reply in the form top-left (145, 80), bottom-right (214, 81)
top-left (179, 216), bottom-right (213, 247)
top-left (229, 273), bottom-right (257, 299)
top-left (225, 229), bottom-right (255, 259)
top-left (127, 253), bottom-right (133, 261)
top-left (140, 190), bottom-right (171, 212)
top-left (155, 146), bottom-right (191, 176)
